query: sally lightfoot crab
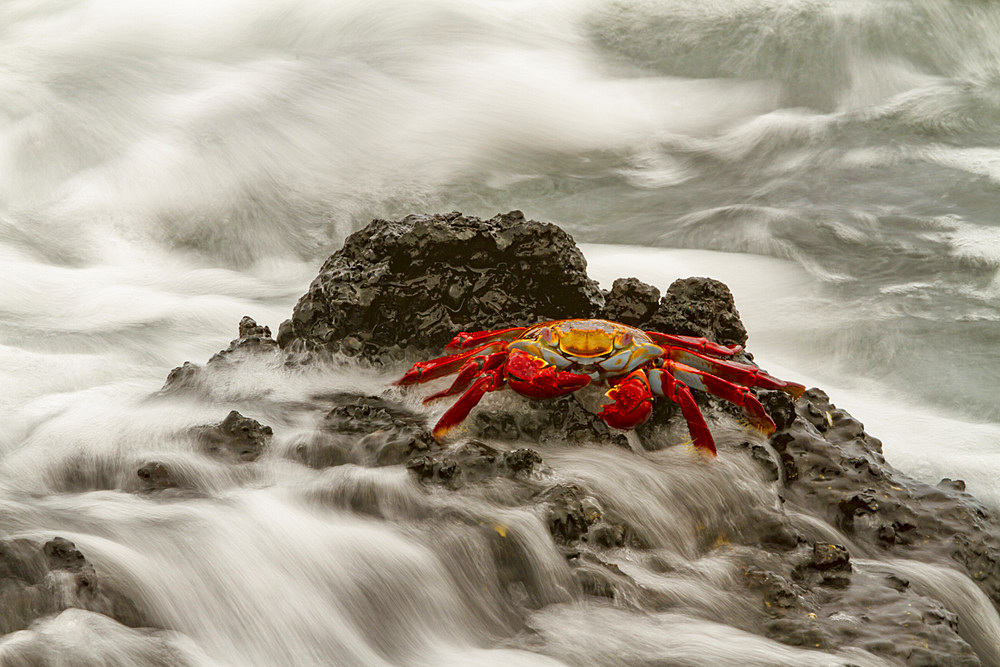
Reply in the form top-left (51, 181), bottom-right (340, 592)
top-left (395, 319), bottom-right (805, 455)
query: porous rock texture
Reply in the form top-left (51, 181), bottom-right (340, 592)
top-left (156, 211), bottom-right (1000, 665)
top-left (0, 536), bottom-right (147, 635)
top-left (276, 211), bottom-right (606, 360)
top-left (275, 210), bottom-right (752, 360)
top-left (196, 410), bottom-right (273, 463)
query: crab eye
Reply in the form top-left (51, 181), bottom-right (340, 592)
top-left (539, 327), bottom-right (555, 344)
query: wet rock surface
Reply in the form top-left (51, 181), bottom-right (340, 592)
top-left (0, 536), bottom-right (146, 635)
top-left (161, 316), bottom-right (283, 395)
top-left (288, 394), bottom-right (435, 469)
top-left (646, 276), bottom-right (749, 347)
top-left (136, 461), bottom-right (180, 491)
top-left (471, 394), bottom-right (631, 448)
top-left (154, 211), bottom-right (1000, 665)
top-left (276, 211), bottom-right (606, 361)
top-left (196, 410), bottom-right (273, 462)
top-left (602, 277), bottom-right (661, 327)
top-left (768, 389), bottom-right (1000, 608)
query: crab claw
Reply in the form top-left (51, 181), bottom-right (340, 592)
top-left (505, 349), bottom-right (590, 399)
top-left (598, 370), bottom-right (654, 430)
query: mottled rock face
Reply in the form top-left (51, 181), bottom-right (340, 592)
top-left (0, 537), bottom-right (146, 634)
top-left (275, 210), bottom-right (748, 360)
top-left (647, 276), bottom-right (748, 347)
top-left (766, 388), bottom-right (1000, 612)
top-left (197, 410), bottom-right (273, 463)
top-left (161, 316), bottom-right (281, 395)
top-left (602, 278), bottom-right (661, 327)
top-left (276, 211), bottom-right (606, 360)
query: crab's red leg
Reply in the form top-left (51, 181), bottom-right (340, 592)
top-left (395, 341), bottom-right (507, 386)
top-left (646, 331), bottom-right (742, 357)
top-left (432, 368), bottom-right (506, 441)
top-left (423, 352), bottom-right (508, 403)
top-left (660, 360), bottom-right (776, 435)
top-left (664, 349), bottom-right (805, 399)
top-left (444, 327), bottom-right (528, 351)
top-left (646, 368), bottom-right (717, 455)
top-left (597, 369), bottom-right (654, 430)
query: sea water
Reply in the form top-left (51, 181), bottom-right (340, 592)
top-left (2, 0), bottom-right (999, 663)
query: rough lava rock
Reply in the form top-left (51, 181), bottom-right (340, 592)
top-left (0, 536), bottom-right (146, 634)
top-left (602, 277), bottom-right (661, 327)
top-left (645, 276), bottom-right (749, 348)
top-left (276, 211), bottom-right (605, 360)
top-left (769, 388), bottom-right (1000, 610)
top-left (196, 410), bottom-right (273, 463)
top-left (161, 316), bottom-right (282, 395)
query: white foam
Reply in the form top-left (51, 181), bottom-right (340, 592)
top-left (0, 0), bottom-right (785, 266)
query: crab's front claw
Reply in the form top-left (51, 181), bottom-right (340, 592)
top-left (598, 370), bottom-right (654, 430)
top-left (505, 349), bottom-right (590, 399)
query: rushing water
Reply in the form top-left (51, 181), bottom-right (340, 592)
top-left (2, 0), bottom-right (1000, 664)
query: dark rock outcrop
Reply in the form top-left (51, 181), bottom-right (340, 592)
top-left (196, 410), bottom-right (273, 463)
top-left (602, 277), bottom-right (661, 326)
top-left (162, 316), bottom-right (282, 394)
top-left (764, 388), bottom-right (1000, 611)
top-left (276, 211), bottom-right (605, 361)
top-left (646, 276), bottom-right (749, 347)
top-left (136, 461), bottom-right (180, 491)
top-left (406, 441), bottom-right (542, 489)
top-left (0, 536), bottom-right (146, 634)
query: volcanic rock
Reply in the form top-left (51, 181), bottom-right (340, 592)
top-left (161, 316), bottom-right (282, 394)
top-left (276, 211), bottom-right (605, 360)
top-left (645, 276), bottom-right (748, 347)
top-left (602, 277), bottom-right (661, 326)
top-left (0, 536), bottom-right (146, 634)
top-left (197, 410), bottom-right (273, 462)
top-left (406, 440), bottom-right (543, 490)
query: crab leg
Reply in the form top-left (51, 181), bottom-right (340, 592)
top-left (645, 331), bottom-right (743, 357)
top-left (395, 341), bottom-right (507, 386)
top-left (432, 368), bottom-right (506, 441)
top-left (646, 368), bottom-right (717, 456)
top-left (423, 351), bottom-right (508, 403)
top-left (444, 327), bottom-right (528, 351)
top-left (659, 360), bottom-right (776, 435)
top-left (664, 349), bottom-right (805, 399)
